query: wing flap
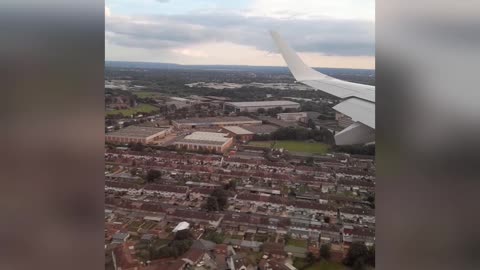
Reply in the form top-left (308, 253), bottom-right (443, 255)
top-left (333, 98), bottom-right (375, 128)
top-left (334, 122), bottom-right (375, 145)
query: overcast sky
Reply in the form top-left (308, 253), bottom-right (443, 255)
top-left (105, 0), bottom-right (375, 69)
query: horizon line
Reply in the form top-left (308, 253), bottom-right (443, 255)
top-left (105, 60), bottom-right (376, 71)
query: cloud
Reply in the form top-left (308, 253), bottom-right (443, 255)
top-left (105, 12), bottom-right (374, 57)
top-left (105, 6), bottom-right (111, 17)
top-left (248, 0), bottom-right (375, 21)
top-left (171, 48), bottom-right (209, 58)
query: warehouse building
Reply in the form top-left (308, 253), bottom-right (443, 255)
top-left (105, 126), bottom-right (171, 144)
top-left (174, 132), bottom-right (234, 153)
top-left (224, 100), bottom-right (300, 113)
top-left (222, 126), bottom-right (254, 142)
top-left (172, 116), bottom-right (261, 129)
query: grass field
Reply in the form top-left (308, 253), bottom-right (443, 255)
top-left (106, 103), bottom-right (159, 117)
top-left (294, 259), bottom-right (346, 270)
top-left (248, 140), bottom-right (330, 155)
top-left (286, 238), bottom-right (308, 248)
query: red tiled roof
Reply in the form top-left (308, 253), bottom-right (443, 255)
top-left (112, 243), bottom-right (139, 270)
top-left (181, 248), bottom-right (205, 264)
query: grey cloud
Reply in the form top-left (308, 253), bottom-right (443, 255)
top-left (105, 12), bottom-right (374, 56)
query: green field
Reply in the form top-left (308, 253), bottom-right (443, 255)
top-left (132, 91), bottom-right (163, 98)
top-left (106, 103), bottom-right (159, 117)
top-left (294, 259), bottom-right (346, 270)
top-left (248, 140), bottom-right (329, 155)
top-left (286, 238), bottom-right (308, 248)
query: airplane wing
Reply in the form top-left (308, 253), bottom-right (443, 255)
top-left (270, 30), bottom-right (375, 145)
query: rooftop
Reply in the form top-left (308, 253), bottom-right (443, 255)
top-left (222, 126), bottom-right (254, 135)
top-left (107, 125), bottom-right (169, 138)
top-left (172, 221), bottom-right (190, 232)
top-left (226, 100), bottom-right (300, 107)
top-left (182, 132), bottom-right (231, 143)
top-left (174, 116), bottom-right (260, 124)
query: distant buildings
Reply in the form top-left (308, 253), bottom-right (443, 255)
top-left (277, 112), bottom-right (307, 122)
top-left (242, 124), bottom-right (279, 135)
top-left (172, 116), bottom-right (261, 129)
top-left (224, 100), bottom-right (300, 113)
top-left (174, 131), bottom-right (234, 153)
top-left (105, 126), bottom-right (171, 144)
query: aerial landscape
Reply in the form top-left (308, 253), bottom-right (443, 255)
top-left (105, 1), bottom-right (375, 270)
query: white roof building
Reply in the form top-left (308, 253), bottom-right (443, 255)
top-left (183, 132), bottom-right (230, 142)
top-left (173, 221), bottom-right (190, 232)
top-left (174, 131), bottom-right (234, 153)
top-left (222, 126), bottom-right (254, 135)
top-left (224, 100), bottom-right (300, 112)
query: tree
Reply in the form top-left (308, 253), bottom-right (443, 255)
top-left (129, 142), bottom-right (144, 152)
top-left (224, 179), bottom-right (237, 191)
top-left (257, 108), bottom-right (266, 114)
top-left (174, 229), bottom-right (193, 241)
top-left (211, 188), bottom-right (228, 210)
top-left (323, 216), bottom-right (331, 224)
top-left (146, 169), bottom-right (161, 183)
top-left (353, 258), bottom-right (366, 270)
top-left (284, 233), bottom-right (291, 244)
top-left (333, 144), bottom-right (375, 156)
top-left (306, 252), bottom-right (316, 265)
top-left (130, 168), bottom-right (138, 176)
top-left (320, 244), bottom-right (331, 260)
top-left (205, 196), bottom-right (219, 211)
top-left (307, 118), bottom-right (316, 129)
top-left (205, 231), bottom-right (225, 244)
top-left (168, 104), bottom-right (177, 112)
top-left (305, 157), bottom-right (314, 166)
top-left (344, 242), bottom-right (369, 267)
top-left (366, 193), bottom-right (375, 209)
top-left (367, 245), bottom-right (375, 267)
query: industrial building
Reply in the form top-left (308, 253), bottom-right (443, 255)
top-left (223, 100), bottom-right (300, 113)
top-left (172, 116), bottom-right (261, 129)
top-left (222, 126), bottom-right (254, 142)
top-left (174, 131), bottom-right (234, 153)
top-left (105, 126), bottom-right (171, 144)
top-left (277, 112), bottom-right (307, 122)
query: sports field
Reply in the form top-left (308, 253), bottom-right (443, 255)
top-left (106, 103), bottom-right (159, 117)
top-left (248, 140), bottom-right (329, 155)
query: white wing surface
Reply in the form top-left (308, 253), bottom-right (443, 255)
top-left (270, 30), bottom-right (375, 145)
